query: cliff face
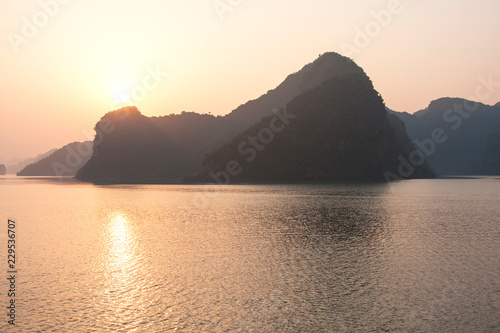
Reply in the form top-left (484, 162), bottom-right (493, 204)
top-left (17, 142), bottom-right (92, 176)
top-left (391, 98), bottom-right (500, 175)
top-left (187, 73), bottom-right (434, 183)
top-left (0, 164), bottom-right (6, 175)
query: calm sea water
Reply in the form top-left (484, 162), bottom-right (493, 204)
top-left (0, 176), bottom-right (499, 332)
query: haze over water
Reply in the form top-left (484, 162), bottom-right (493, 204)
top-left (1, 176), bottom-right (499, 331)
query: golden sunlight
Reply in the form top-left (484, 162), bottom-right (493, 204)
top-left (109, 212), bottom-right (131, 247)
top-left (112, 85), bottom-right (131, 104)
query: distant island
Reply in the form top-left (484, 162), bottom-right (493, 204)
top-left (391, 98), bottom-right (500, 175)
top-left (17, 141), bottom-right (92, 177)
top-left (0, 164), bottom-right (6, 175)
top-left (5, 149), bottom-right (57, 175)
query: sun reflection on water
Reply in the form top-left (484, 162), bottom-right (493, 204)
top-left (108, 212), bottom-right (134, 265)
top-left (94, 211), bottom-right (150, 330)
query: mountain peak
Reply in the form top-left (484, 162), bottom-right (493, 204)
top-left (103, 106), bottom-right (142, 121)
top-left (429, 97), bottom-right (467, 110)
top-left (314, 51), bottom-right (353, 63)
top-left (299, 52), bottom-right (364, 93)
top-left (225, 51), bottom-right (364, 128)
top-left (427, 97), bottom-right (488, 114)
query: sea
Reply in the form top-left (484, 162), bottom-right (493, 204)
top-left (0, 176), bottom-right (499, 332)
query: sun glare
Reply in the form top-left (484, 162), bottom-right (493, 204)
top-left (112, 85), bottom-right (131, 103)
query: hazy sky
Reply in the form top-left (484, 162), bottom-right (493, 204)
top-left (1, 0), bottom-right (499, 162)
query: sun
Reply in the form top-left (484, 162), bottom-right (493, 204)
top-left (112, 85), bottom-right (130, 103)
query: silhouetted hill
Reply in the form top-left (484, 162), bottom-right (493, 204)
top-left (6, 149), bottom-right (57, 174)
top-left (391, 98), bottom-right (500, 175)
top-left (224, 53), bottom-right (364, 135)
top-left (17, 142), bottom-right (92, 176)
top-left (76, 109), bottom-right (225, 183)
top-left (0, 164), bottom-right (5, 175)
top-left (76, 52), bottom-right (378, 183)
top-left (187, 73), bottom-right (434, 183)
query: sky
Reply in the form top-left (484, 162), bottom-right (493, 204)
top-left (1, 0), bottom-right (499, 162)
